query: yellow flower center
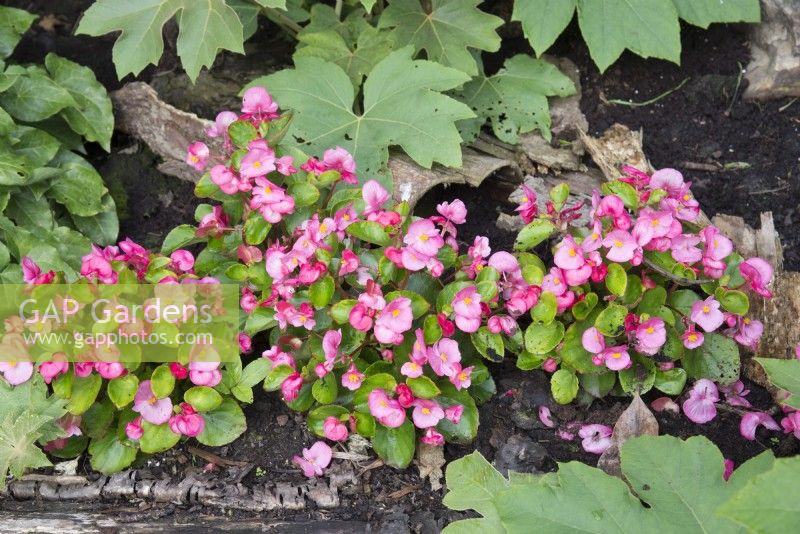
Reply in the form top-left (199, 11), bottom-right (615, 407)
top-left (319, 224), bottom-right (328, 233)
top-left (612, 352), bottom-right (622, 359)
top-left (409, 362), bottom-right (418, 370)
top-left (8, 361), bottom-right (16, 367)
top-left (568, 248), bottom-right (577, 257)
top-left (148, 396), bottom-right (157, 405)
top-left (253, 161), bottom-right (262, 168)
top-left (348, 374), bottom-right (359, 382)
top-left (463, 297), bottom-right (472, 305)
top-left (264, 186), bottom-right (272, 194)
top-left (422, 407), bottom-right (431, 415)
top-left (190, 155), bottom-right (199, 163)
top-left (392, 309), bottom-right (400, 317)
top-left (440, 353), bottom-right (448, 362)
top-left (475, 264), bottom-right (483, 271)
top-left (299, 316), bottom-right (307, 323)
top-left (458, 372), bottom-right (467, 381)
top-left (744, 318), bottom-right (751, 325)
top-left (591, 233), bottom-right (599, 240)
top-left (419, 234), bottom-right (429, 242)
top-left (553, 278), bottom-right (561, 285)
top-left (683, 194), bottom-right (690, 201)
top-left (380, 400), bottom-right (387, 407)
top-left (702, 305), bottom-right (710, 313)
top-left (614, 240), bottom-right (624, 248)
top-left (688, 334), bottom-right (698, 342)
top-left (646, 326), bottom-right (654, 334)
top-left (521, 196), bottom-right (528, 203)
top-left (343, 214), bottom-right (351, 220)
top-left (651, 219), bottom-right (659, 226)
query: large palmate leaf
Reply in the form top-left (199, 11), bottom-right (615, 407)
top-left (754, 357), bottom-right (800, 410)
top-left (248, 47), bottom-right (474, 185)
top-left (0, 6), bottom-right (36, 59)
top-left (378, 0), bottom-right (502, 76)
top-left (443, 435), bottom-right (776, 533)
top-left (457, 55), bottom-right (575, 143)
top-left (77, 0), bottom-right (244, 82)
top-left (513, 0), bottom-right (760, 73)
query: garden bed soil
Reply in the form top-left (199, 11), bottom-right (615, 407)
top-left (3, 1), bottom-right (800, 531)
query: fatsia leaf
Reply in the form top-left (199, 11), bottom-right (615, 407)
top-left (457, 55), bottom-right (575, 143)
top-left (247, 48), bottom-right (474, 186)
top-left (576, 0), bottom-right (681, 73)
top-left (378, 0), bottom-right (502, 76)
top-left (0, 6), bottom-right (37, 59)
top-left (511, 0), bottom-right (576, 58)
top-left (44, 54), bottom-right (114, 152)
top-left (443, 435), bottom-right (777, 533)
top-left (76, 0), bottom-right (244, 82)
top-left (671, 0), bottom-right (760, 28)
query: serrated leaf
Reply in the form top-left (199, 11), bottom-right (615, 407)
top-left (576, 0), bottom-right (681, 73)
top-left (672, 0), bottom-right (760, 28)
top-left (44, 54), bottom-right (114, 151)
top-left (76, 0), bottom-right (244, 82)
top-left (248, 48), bottom-right (473, 183)
top-left (457, 55), bottom-right (575, 143)
top-left (0, 6), bottom-right (37, 59)
top-left (378, 0), bottom-right (502, 76)
top-left (754, 357), bottom-right (800, 410)
top-left (512, 0), bottom-right (576, 57)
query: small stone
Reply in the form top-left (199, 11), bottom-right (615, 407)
top-left (493, 434), bottom-right (549, 476)
top-left (275, 415), bottom-right (289, 426)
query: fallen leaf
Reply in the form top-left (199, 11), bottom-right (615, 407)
top-left (598, 393), bottom-right (659, 478)
top-left (416, 442), bottom-right (445, 491)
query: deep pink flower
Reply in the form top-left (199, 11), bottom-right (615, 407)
top-left (412, 399), bottom-right (444, 428)
top-left (241, 86), bottom-right (279, 118)
top-left (368, 388), bottom-right (406, 428)
top-left (449, 364), bottom-right (473, 390)
top-left (322, 329), bottom-right (342, 366)
top-left (95, 361), bottom-right (125, 380)
top-left (39, 359), bottom-right (69, 384)
top-left (169, 403), bottom-right (205, 437)
top-left (293, 441), bottom-right (332, 477)
top-left (170, 249), bottom-right (195, 273)
top-left (515, 184), bottom-right (538, 224)
top-left (682, 379), bottom-right (719, 424)
top-left (22, 256), bottom-right (55, 284)
top-left (445, 405), bottom-right (464, 425)
top-left (281, 372), bottom-right (304, 401)
top-left (740, 411), bottom-right (780, 440)
top-left (437, 199), bottom-right (467, 224)
top-left (739, 258), bottom-right (773, 298)
top-left (251, 177), bottom-right (294, 223)
top-left (189, 360), bottom-right (221, 387)
top-left (374, 297), bottom-right (413, 344)
top-left (421, 427), bottom-right (445, 446)
top-left (362, 179), bottom-right (389, 216)
top-left (341, 364), bottom-right (365, 391)
top-left (323, 416), bottom-right (349, 441)
top-left (579, 424), bottom-right (613, 454)
top-left (723, 459), bottom-right (735, 481)
top-left (81, 245), bottom-right (117, 284)
top-left (453, 286), bottom-right (481, 333)
top-left (132, 380), bottom-right (173, 425)
top-left (323, 146), bottom-right (357, 184)
top-left (691, 297), bottom-right (724, 332)
top-left (781, 412), bottom-right (800, 439)
top-left (487, 315), bottom-right (517, 336)
top-left (542, 358), bottom-right (558, 373)
top-left (720, 380), bottom-right (751, 408)
top-left (125, 417), bottom-right (144, 440)
top-left (185, 142), bottom-right (209, 170)
top-left (635, 317), bottom-right (666, 355)
top-left (427, 338), bottom-right (461, 377)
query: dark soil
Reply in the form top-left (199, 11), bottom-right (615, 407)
top-left (3, 1), bottom-right (800, 531)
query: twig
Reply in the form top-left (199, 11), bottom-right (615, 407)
top-left (602, 78), bottom-right (690, 108)
top-left (187, 445), bottom-right (250, 467)
top-left (778, 98), bottom-right (798, 112)
top-left (331, 451), bottom-right (372, 462)
top-left (726, 62), bottom-right (744, 116)
top-left (642, 257), bottom-right (714, 286)
top-left (20, 474), bottom-right (88, 485)
top-left (681, 161), bottom-right (721, 172)
top-left (262, 7), bottom-right (303, 37)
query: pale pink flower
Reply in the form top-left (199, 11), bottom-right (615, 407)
top-left (601, 345), bottom-right (631, 371)
top-left (404, 219), bottom-right (444, 258)
top-left (581, 327), bottom-right (605, 354)
top-left (469, 236), bottom-right (491, 259)
top-left (368, 388), bottom-right (406, 428)
top-left (635, 317), bottom-right (666, 355)
top-left (411, 399), bottom-right (444, 428)
top-left (341, 364), bottom-right (365, 391)
top-left (740, 412), bottom-right (780, 440)
top-left (670, 234), bottom-right (703, 264)
top-left (721, 380), bottom-right (751, 408)
top-left (691, 297), bottom-right (724, 332)
top-left (682, 379), bottom-right (719, 424)
top-left (581, 221), bottom-right (603, 252)
top-left (132, 380), bottom-right (173, 425)
top-left (538, 406), bottom-right (555, 428)
top-left (185, 142), bottom-right (209, 170)
top-left (579, 424), bottom-right (613, 454)
top-left (781, 412), bottom-right (800, 439)
top-left (241, 86), bottom-right (279, 118)
top-left (81, 245), bottom-right (117, 284)
top-left (449, 364), bottom-right (473, 390)
top-left (734, 317), bottom-right (763, 349)
top-left (189, 361), bottom-right (221, 387)
top-left (681, 324), bottom-right (704, 349)
top-left (0, 360), bottom-right (33, 385)
top-left (362, 179), bottom-right (389, 216)
top-left (554, 235), bottom-right (585, 270)
top-left (436, 199), bottom-right (467, 224)
top-left (170, 249), bottom-right (194, 273)
top-left (602, 230), bottom-right (638, 263)
top-left (205, 110), bottom-right (237, 138)
top-left (240, 145), bottom-right (276, 178)
top-left (374, 297), bottom-right (413, 344)
top-left (323, 416), bottom-right (349, 441)
top-left (453, 286), bottom-right (481, 333)
top-left (275, 155), bottom-right (296, 175)
top-left (339, 249), bottom-right (360, 276)
top-left (293, 441), bottom-right (332, 477)
top-left (632, 208), bottom-right (673, 247)
top-left (427, 338), bottom-right (461, 377)
top-left (210, 165), bottom-right (249, 194)
top-left (322, 329), bottom-right (342, 366)
top-left (649, 168), bottom-right (685, 196)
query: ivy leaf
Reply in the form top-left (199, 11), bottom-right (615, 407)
top-left (0, 6), bottom-right (37, 59)
top-left (576, 0), bottom-right (681, 73)
top-left (378, 0), bottom-right (502, 76)
top-left (457, 55), bottom-right (575, 143)
top-left (249, 48), bottom-right (473, 184)
top-left (44, 54), bottom-right (114, 152)
top-left (76, 0), bottom-right (244, 82)
top-left (512, 0), bottom-right (576, 58)
top-left (0, 65), bottom-right (77, 122)
top-left (672, 0), bottom-right (760, 28)
top-left (48, 150), bottom-right (107, 217)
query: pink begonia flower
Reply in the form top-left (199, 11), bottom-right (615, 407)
top-left (682, 379), bottom-right (719, 424)
top-left (205, 110), bottom-right (237, 138)
top-left (170, 362), bottom-right (188, 380)
top-left (632, 208), bottom-right (673, 247)
top-left (515, 184), bottom-right (538, 224)
top-left (734, 317), bottom-right (763, 349)
top-left (339, 249), bottom-right (360, 276)
top-left (322, 146), bottom-right (357, 184)
top-left (597, 194), bottom-right (626, 217)
top-left (579, 424), bottom-right (613, 454)
top-left (348, 302), bottom-right (373, 332)
top-left (322, 329), bottom-right (342, 365)
top-left (22, 256), bottom-right (55, 284)
top-left (445, 405), bottom-right (464, 425)
top-left (170, 249), bottom-right (195, 273)
top-left (720, 380), bottom-right (751, 408)
top-left (240, 144), bottom-right (277, 178)
top-left (437, 199), bottom-right (467, 224)
top-left (412, 399), bottom-right (445, 429)
top-left (453, 286), bottom-right (482, 333)
top-left (542, 358), bottom-right (558, 373)
top-left (132, 380), bottom-right (173, 425)
top-left (210, 165), bottom-right (249, 195)
top-left (723, 459), bottom-right (735, 481)
top-left (538, 406), bottom-right (556, 428)
top-left (241, 86), bottom-right (279, 118)
top-left (323, 416), bottom-right (349, 441)
top-left (125, 417), bottom-right (144, 440)
top-left (427, 338), bottom-right (461, 377)
top-left (651, 397), bottom-right (680, 413)
top-left (185, 142), bottom-right (209, 170)
top-left (700, 226), bottom-right (733, 261)
top-left (469, 236), bottom-right (491, 259)
top-left (650, 168), bottom-right (685, 196)
top-left (602, 230), bottom-right (638, 263)
top-left (189, 361), bottom-right (222, 387)
top-left (541, 267), bottom-right (567, 297)
top-left (404, 219), bottom-right (444, 258)
top-left (263, 346), bottom-right (296, 370)
top-left (554, 235), bottom-right (585, 271)
top-left (740, 412), bottom-right (781, 441)
top-left (0, 360), bottom-right (33, 385)
top-left (341, 364), bottom-right (365, 391)
top-left (74, 361), bottom-right (94, 377)
top-left (368, 388), bottom-right (406, 428)
top-left (374, 297), bottom-right (413, 344)
top-left (276, 155), bottom-right (296, 175)
top-left (670, 234), bottom-right (703, 264)
top-left (362, 180), bottom-right (389, 216)
top-left (197, 205), bottom-right (229, 237)
top-left (601, 345), bottom-right (631, 371)
top-left (396, 383), bottom-right (415, 408)
top-left (681, 324), bottom-right (704, 349)
top-left (635, 317), bottom-right (667, 355)
top-left (691, 297), bottom-right (725, 332)
top-left (293, 441), bottom-right (332, 477)
top-left (422, 428), bottom-right (445, 446)
top-left (582, 326), bottom-right (605, 355)
top-left (39, 359), bottom-right (69, 384)
top-left (558, 429), bottom-right (575, 441)
top-left (487, 315), bottom-right (517, 336)
top-left (739, 258), bottom-right (774, 298)
top-left (81, 245), bottom-right (118, 284)
top-left (488, 251), bottom-right (520, 275)
top-left (449, 364), bottom-right (473, 390)
top-left (251, 177), bottom-right (294, 223)
top-left (95, 361), bottom-right (125, 380)
top-left (169, 403), bottom-right (205, 437)
top-left (781, 411), bottom-right (800, 439)
top-left (238, 244), bottom-right (262, 265)
top-left (238, 333), bottom-right (252, 353)
top-left (281, 372), bottom-right (304, 401)
top-left (580, 222), bottom-right (603, 253)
